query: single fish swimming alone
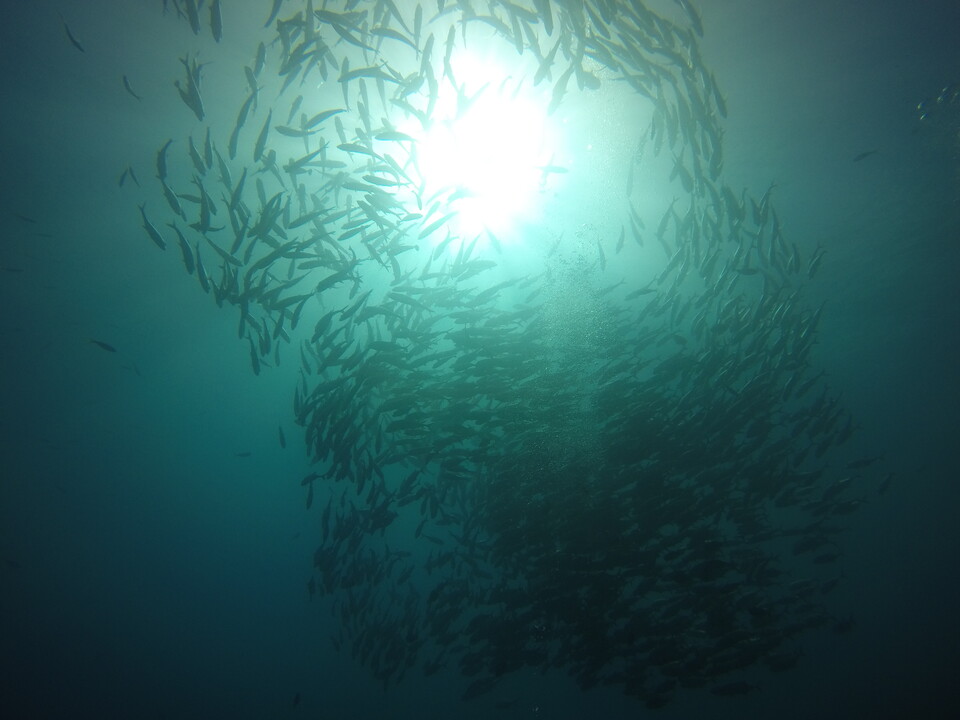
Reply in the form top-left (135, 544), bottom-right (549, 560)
top-left (122, 75), bottom-right (142, 101)
top-left (89, 339), bottom-right (117, 353)
top-left (59, 14), bottom-right (85, 53)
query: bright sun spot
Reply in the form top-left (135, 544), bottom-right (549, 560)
top-left (402, 50), bottom-right (564, 245)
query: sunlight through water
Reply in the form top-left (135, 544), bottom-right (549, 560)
top-left (401, 47), bottom-right (565, 246)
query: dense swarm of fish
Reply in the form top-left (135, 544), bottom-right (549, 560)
top-left (126, 0), bottom-right (891, 708)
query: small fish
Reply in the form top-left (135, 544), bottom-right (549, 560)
top-left (156, 139), bottom-right (173, 180)
top-left (209, 0), bottom-right (222, 42)
top-left (167, 223), bottom-right (195, 275)
top-left (244, 66), bottom-right (259, 97)
top-left (183, 0), bottom-right (201, 34)
top-left (374, 130), bottom-right (415, 142)
top-left (852, 149), bottom-right (878, 162)
top-left (59, 15), bottom-right (85, 53)
top-left (138, 204), bottom-right (166, 250)
top-left (195, 245), bottom-right (209, 293)
top-left (305, 107), bottom-right (345, 129)
top-left (253, 42), bottom-right (266, 76)
top-left (254, 109), bottom-right (272, 162)
top-left (878, 472), bottom-right (893, 495)
top-left (278, 425), bottom-right (286, 449)
top-left (90, 339), bottom-right (117, 353)
top-left (264, 0), bottom-right (284, 28)
top-left (122, 75), bottom-right (142, 101)
top-left (846, 456), bottom-right (881, 470)
top-left (274, 124), bottom-right (318, 138)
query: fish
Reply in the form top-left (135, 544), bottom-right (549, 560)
top-left (253, 42), bottom-right (266, 76)
top-left (305, 108), bottom-right (346, 129)
top-left (138, 204), bottom-right (166, 250)
top-left (264, 0), bottom-right (283, 28)
top-left (156, 139), bottom-right (173, 180)
top-left (414, 4), bottom-right (422, 50)
top-left (548, 62), bottom-right (575, 114)
top-left (89, 340), bottom-right (117, 353)
top-left (852, 149), bottom-right (878, 162)
top-left (203, 127), bottom-right (212, 168)
top-left (254, 110), bottom-right (272, 162)
top-left (127, 0), bottom-right (887, 707)
top-left (124, 166), bottom-right (141, 187)
top-left (194, 245), bottom-right (209, 293)
top-left (160, 179), bottom-right (185, 218)
top-left (370, 25), bottom-right (418, 53)
top-left (374, 130), bottom-right (415, 142)
top-left (175, 54), bottom-right (205, 121)
top-left (59, 14), bottom-right (85, 53)
top-left (183, 0), bottom-right (201, 34)
top-left (122, 75), bottom-right (142, 101)
top-left (419, 211), bottom-right (456, 240)
top-left (210, 0), bottom-right (222, 42)
top-left (534, 35), bottom-right (563, 86)
top-left (533, 0), bottom-right (553, 36)
top-left (228, 93), bottom-right (257, 160)
top-left (167, 223), bottom-right (195, 275)
top-left (807, 245), bottom-right (827, 279)
top-left (274, 124), bottom-right (319, 138)
top-left (286, 94), bottom-right (304, 125)
top-left (846, 456), bottom-right (881, 470)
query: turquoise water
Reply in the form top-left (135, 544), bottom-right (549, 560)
top-left (1, 1), bottom-right (958, 718)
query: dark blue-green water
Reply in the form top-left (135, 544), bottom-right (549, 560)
top-left (1, 1), bottom-right (958, 718)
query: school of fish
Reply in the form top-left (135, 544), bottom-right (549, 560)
top-left (119, 0), bottom-right (891, 708)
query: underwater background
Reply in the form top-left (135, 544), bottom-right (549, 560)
top-left (1, 1), bottom-right (958, 718)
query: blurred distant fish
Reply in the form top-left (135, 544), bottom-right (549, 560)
top-left (90, 339), bottom-right (117, 353)
top-left (122, 75), bottom-right (142, 101)
top-left (878, 472), bottom-right (893, 495)
top-left (118, 166), bottom-right (140, 188)
top-left (58, 14), bottom-right (84, 53)
top-left (846, 456), bottom-right (880, 470)
top-left (852, 149), bottom-right (878, 162)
